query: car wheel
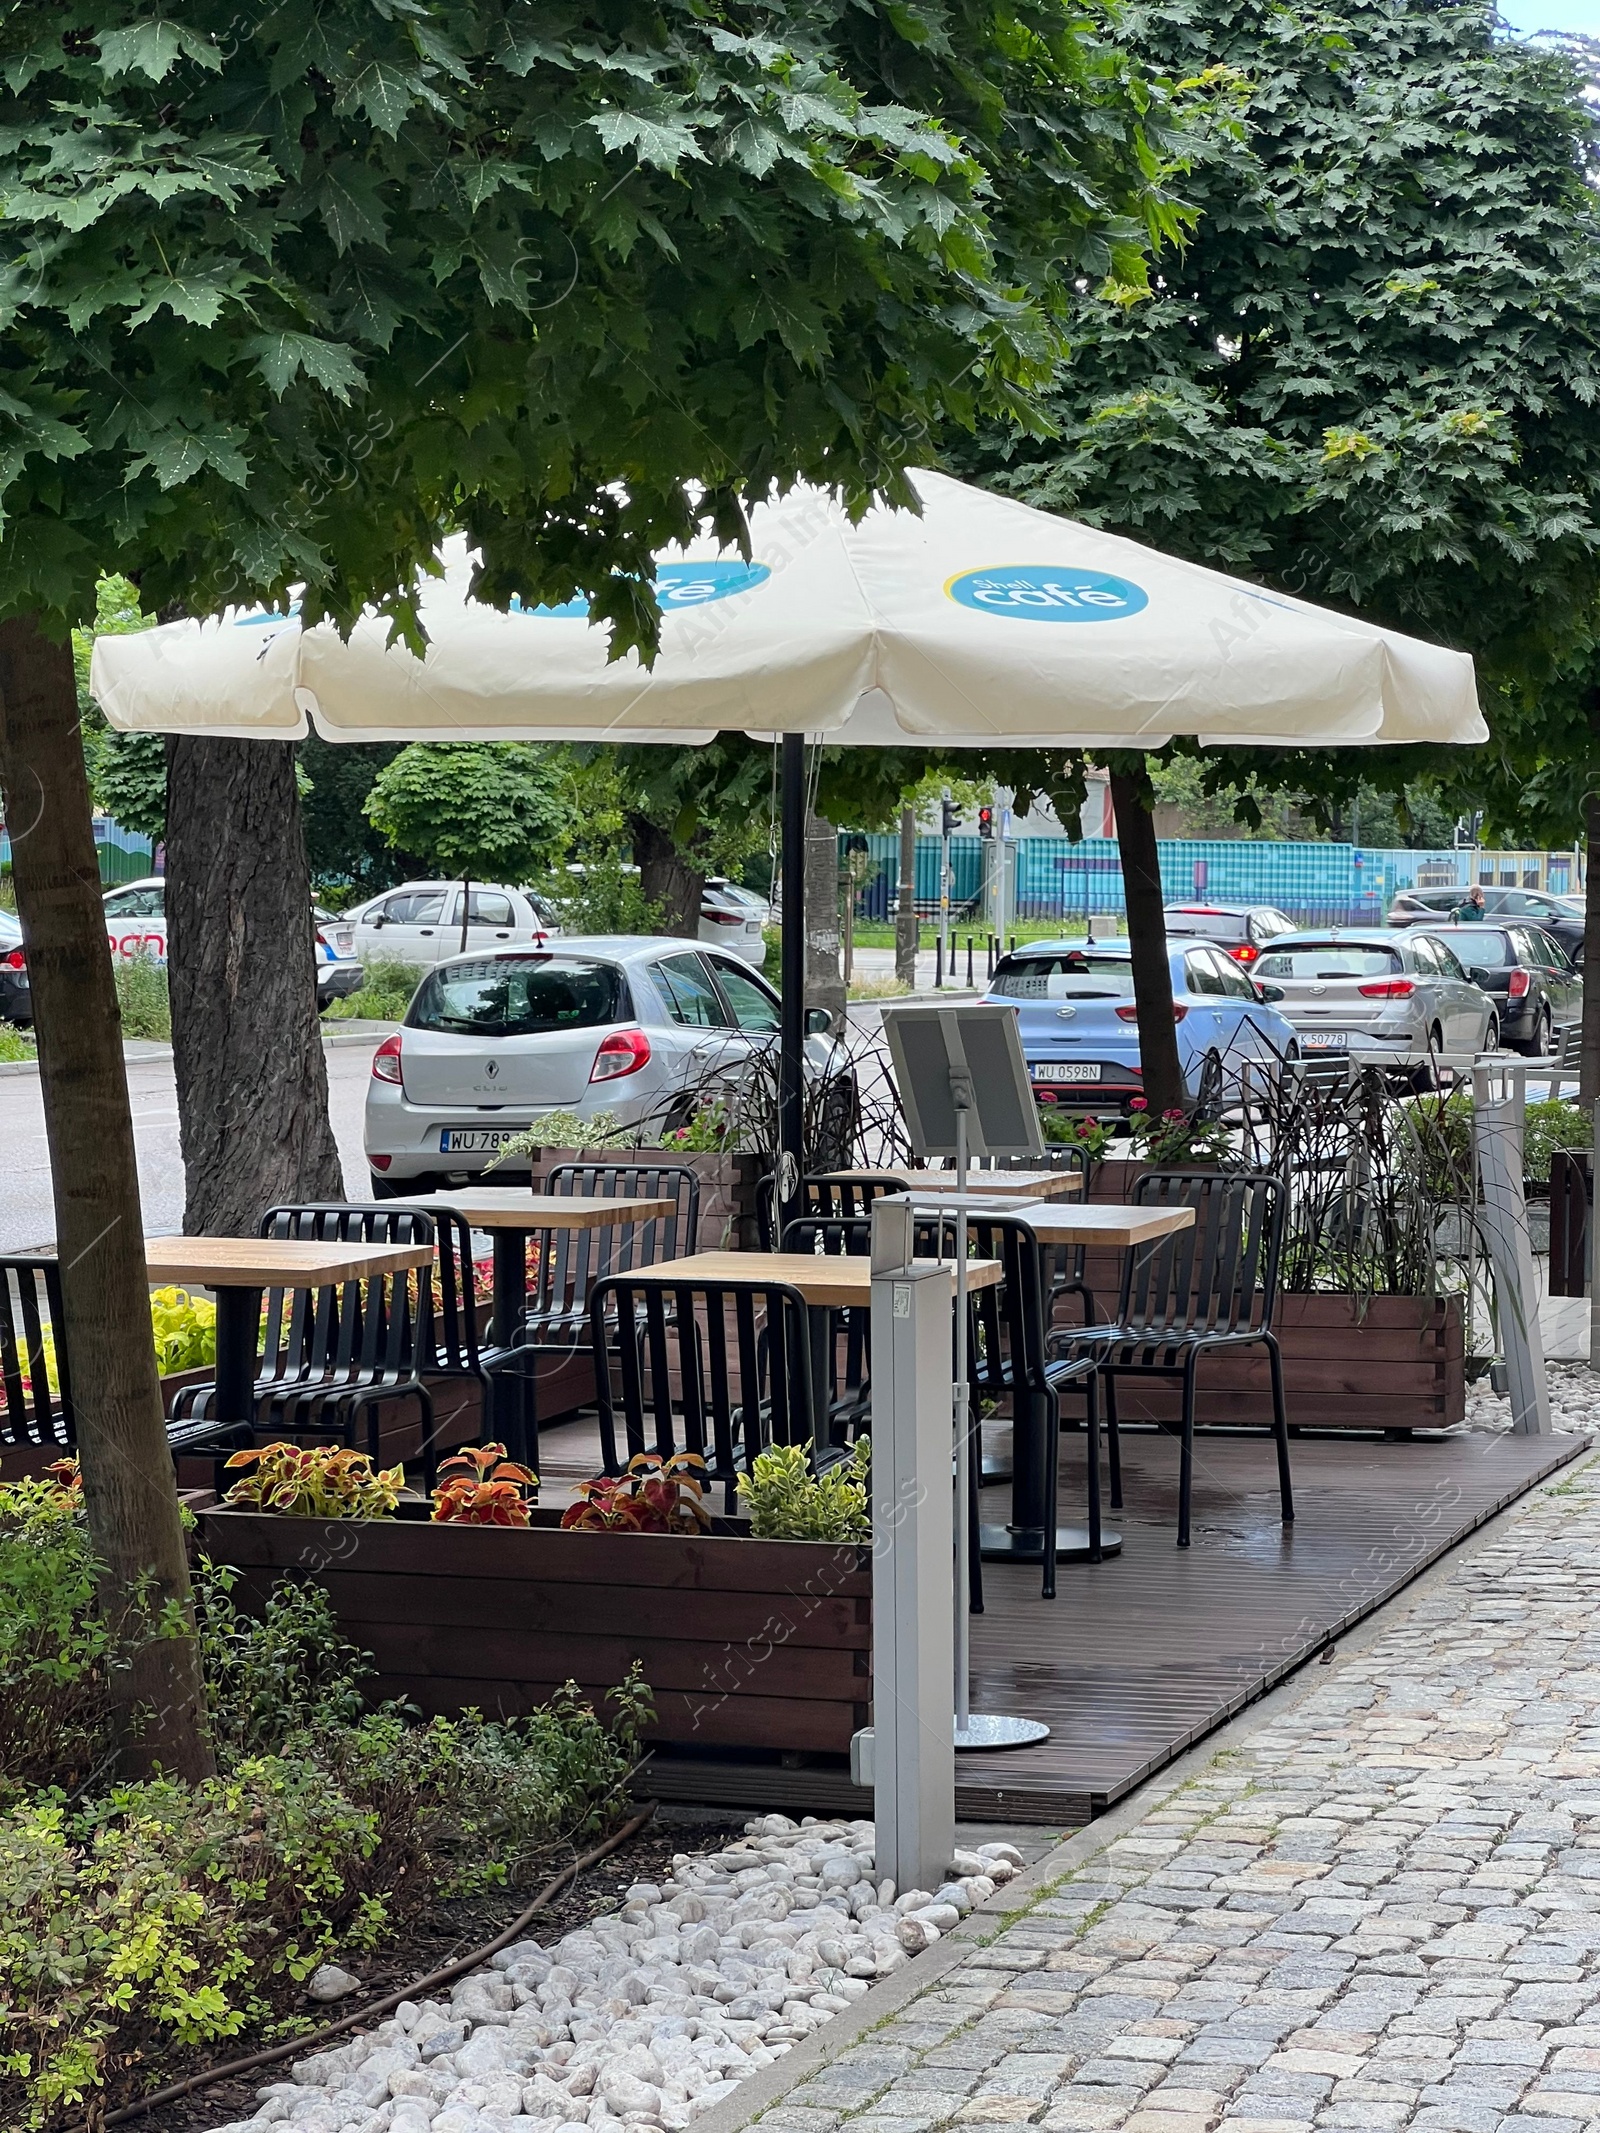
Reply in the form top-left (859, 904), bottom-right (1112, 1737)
top-left (1538, 1006), bottom-right (1555, 1056)
top-left (1411, 1025), bottom-right (1447, 1094)
top-left (1484, 1014), bottom-right (1500, 1054)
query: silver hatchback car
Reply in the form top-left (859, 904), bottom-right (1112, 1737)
top-left (1252, 928), bottom-right (1499, 1073)
top-left (363, 936), bottom-right (841, 1191)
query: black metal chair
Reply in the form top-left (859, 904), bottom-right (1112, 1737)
top-left (0, 1257), bottom-right (74, 1460)
top-left (1052, 1171), bottom-right (1292, 1549)
top-left (589, 1272), bottom-right (816, 1511)
top-left (417, 1207), bottom-right (533, 1480)
top-left (544, 1161), bottom-right (700, 1255)
top-left (171, 1205), bottom-right (436, 1468)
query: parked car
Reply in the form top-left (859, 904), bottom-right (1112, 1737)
top-left (0, 909), bottom-right (30, 1027)
top-left (700, 878), bottom-right (769, 965)
top-left (1426, 923), bottom-right (1580, 1058)
top-left (1252, 928), bottom-right (1498, 1074)
top-left (1387, 883), bottom-right (1586, 958)
top-left (363, 937), bottom-right (845, 1192)
top-left (100, 877), bottom-right (365, 1009)
top-left (1161, 903), bottom-right (1299, 966)
top-left (982, 939), bottom-right (1301, 1113)
top-left (347, 880), bottom-right (561, 967)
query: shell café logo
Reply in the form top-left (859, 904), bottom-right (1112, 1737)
top-left (946, 564), bottom-right (1148, 622)
top-left (511, 560), bottom-right (771, 619)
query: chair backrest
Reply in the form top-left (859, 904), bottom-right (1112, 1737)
top-left (800, 1173), bottom-right (911, 1220)
top-left (1125, 1171), bottom-right (1286, 1341)
top-left (959, 1215), bottom-right (1053, 1400)
top-left (589, 1274), bottom-right (815, 1494)
top-left (545, 1162), bottom-right (700, 1260)
top-left (0, 1258), bottom-right (74, 1451)
top-left (424, 1208), bottom-right (483, 1373)
top-left (256, 1204), bottom-right (436, 1388)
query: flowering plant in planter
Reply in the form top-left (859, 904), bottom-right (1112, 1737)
top-left (431, 1443), bottom-right (540, 1525)
top-left (1038, 1107), bottom-right (1114, 1159)
top-left (1125, 1099), bottom-right (1231, 1166)
top-left (222, 1444), bottom-right (405, 1518)
top-left (561, 1450), bottom-right (711, 1533)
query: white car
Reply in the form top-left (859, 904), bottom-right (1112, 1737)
top-left (700, 878), bottom-right (770, 965)
top-left (101, 877), bottom-right (366, 1008)
top-left (364, 935), bottom-right (843, 1192)
top-left (348, 880), bottom-right (561, 967)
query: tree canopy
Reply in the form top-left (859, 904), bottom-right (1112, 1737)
top-left (966, 0), bottom-right (1600, 830)
top-left (365, 742), bottom-right (569, 887)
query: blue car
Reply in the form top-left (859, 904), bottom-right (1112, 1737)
top-left (981, 939), bottom-right (1301, 1113)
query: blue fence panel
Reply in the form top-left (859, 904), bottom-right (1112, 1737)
top-left (1, 817), bottom-right (154, 885)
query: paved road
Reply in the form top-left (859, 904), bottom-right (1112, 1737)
top-left (0, 1041), bottom-right (380, 1253)
top-left (753, 1447), bottom-right (1600, 2133)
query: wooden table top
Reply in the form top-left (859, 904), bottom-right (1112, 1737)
top-left (620, 1249), bottom-right (1004, 1311)
top-left (997, 1201), bottom-right (1196, 1248)
top-left (818, 1168), bottom-right (1083, 1200)
top-left (386, 1192), bottom-right (676, 1231)
top-left (145, 1236), bottom-right (434, 1288)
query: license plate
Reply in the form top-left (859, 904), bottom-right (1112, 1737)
top-left (439, 1127), bottom-right (527, 1153)
top-left (1300, 1032), bottom-right (1349, 1051)
top-left (1033, 1061), bottom-right (1102, 1083)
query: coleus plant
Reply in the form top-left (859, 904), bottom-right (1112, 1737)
top-left (561, 1452), bottom-right (711, 1535)
top-left (431, 1443), bottom-right (540, 1527)
top-left (223, 1443), bottom-right (405, 1519)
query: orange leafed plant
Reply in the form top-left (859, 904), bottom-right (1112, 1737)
top-left (431, 1442), bottom-right (540, 1526)
top-left (223, 1442), bottom-right (405, 1518)
top-left (561, 1450), bottom-right (711, 1534)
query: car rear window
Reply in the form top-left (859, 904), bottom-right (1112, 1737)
top-left (1428, 928), bottom-right (1513, 964)
top-left (1256, 945), bottom-right (1403, 979)
top-left (1163, 909), bottom-right (1249, 941)
top-left (408, 956), bottom-right (627, 1036)
top-left (992, 952), bottom-right (1134, 999)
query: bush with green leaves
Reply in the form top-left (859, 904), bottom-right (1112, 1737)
top-left (737, 1440), bottom-right (871, 1542)
top-left (553, 857), bottom-right (664, 937)
top-left (113, 952), bottom-right (171, 1042)
top-left (325, 954), bottom-right (420, 1024)
top-left (0, 1021), bottom-right (33, 1063)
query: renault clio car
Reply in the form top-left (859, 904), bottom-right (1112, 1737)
top-left (363, 937), bottom-right (844, 1192)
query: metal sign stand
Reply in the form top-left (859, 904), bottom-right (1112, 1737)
top-left (880, 1003), bottom-right (1056, 1752)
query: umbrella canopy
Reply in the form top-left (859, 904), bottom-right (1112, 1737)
top-left (91, 470), bottom-right (1484, 752)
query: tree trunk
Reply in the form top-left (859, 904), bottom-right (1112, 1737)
top-left (1583, 793), bottom-right (1600, 1107)
top-left (630, 814), bottom-right (703, 936)
top-left (805, 809), bottom-right (846, 1033)
top-left (165, 737), bottom-right (343, 1234)
top-left (1110, 768), bottom-right (1185, 1116)
top-left (0, 616), bottom-right (212, 1782)
top-left (895, 802), bottom-right (918, 987)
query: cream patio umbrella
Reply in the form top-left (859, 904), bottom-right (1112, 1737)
top-left (91, 466), bottom-right (1486, 1204)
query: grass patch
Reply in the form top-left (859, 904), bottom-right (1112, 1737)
top-left (323, 954), bottom-right (421, 1023)
top-left (0, 1021), bottom-right (34, 1063)
top-left (113, 952), bottom-right (170, 1041)
top-left (847, 973), bottom-right (913, 1000)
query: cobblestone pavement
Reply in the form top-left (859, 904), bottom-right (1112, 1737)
top-left (756, 1445), bottom-right (1600, 2133)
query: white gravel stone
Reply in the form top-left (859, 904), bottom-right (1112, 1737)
top-left (307, 1966), bottom-right (364, 2003)
top-left (203, 1818), bottom-right (1010, 2133)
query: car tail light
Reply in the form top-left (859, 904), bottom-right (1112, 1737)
top-left (1, 949), bottom-right (23, 970)
top-left (1116, 1003), bottom-right (1188, 1022)
top-left (591, 1028), bottom-right (652, 1081)
top-left (1509, 968), bottom-right (1531, 998)
top-left (1357, 979), bottom-right (1416, 999)
top-left (370, 1153), bottom-right (393, 1171)
top-left (1230, 943), bottom-right (1259, 963)
top-left (704, 909), bottom-right (742, 925)
top-left (316, 927), bottom-right (331, 950)
top-left (371, 1034), bottom-right (404, 1084)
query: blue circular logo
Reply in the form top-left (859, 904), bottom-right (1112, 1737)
top-left (512, 560), bottom-right (770, 620)
top-left (946, 564), bottom-right (1147, 623)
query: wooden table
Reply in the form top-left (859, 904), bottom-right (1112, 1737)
top-left (818, 1168), bottom-right (1083, 1200)
top-left (145, 1235), bottom-right (433, 1427)
top-left (621, 1248), bottom-right (1003, 1310)
top-left (385, 1192), bottom-right (677, 1345)
top-left (886, 1197), bottom-right (1195, 1249)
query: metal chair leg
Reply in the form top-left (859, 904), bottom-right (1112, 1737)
top-left (967, 1435), bottom-right (984, 1614)
top-left (1041, 1392), bottom-right (1059, 1600)
top-left (1178, 1352), bottom-right (1199, 1548)
top-left (1266, 1332), bottom-right (1294, 1524)
top-left (1084, 1375), bottom-right (1102, 1568)
top-left (1105, 1371), bottom-right (1123, 1509)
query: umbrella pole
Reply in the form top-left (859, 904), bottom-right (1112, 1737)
top-left (778, 731), bottom-right (807, 1241)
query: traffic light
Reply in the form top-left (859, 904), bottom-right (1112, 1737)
top-left (977, 805), bottom-right (994, 839)
top-left (941, 797), bottom-right (961, 836)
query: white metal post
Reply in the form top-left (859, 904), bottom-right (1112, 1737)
top-left (1473, 1061), bottom-right (1550, 1434)
top-left (868, 1204), bottom-right (956, 1894)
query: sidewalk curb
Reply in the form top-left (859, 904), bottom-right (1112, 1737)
top-left (0, 1025), bottom-right (396, 1078)
top-left (687, 1446), bottom-right (1597, 2133)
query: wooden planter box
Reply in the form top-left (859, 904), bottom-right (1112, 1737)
top-left (1107, 1291), bottom-right (1466, 1432)
top-left (528, 1148), bottom-right (770, 1252)
top-left (196, 1504), bottom-right (870, 1754)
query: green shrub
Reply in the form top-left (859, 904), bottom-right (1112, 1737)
top-left (194, 1561), bottom-right (372, 1761)
top-left (0, 1021), bottom-right (33, 1063)
top-left (114, 952), bottom-right (170, 1041)
top-left (0, 1474), bottom-right (122, 1799)
top-left (737, 1440), bottom-right (870, 1541)
top-left (324, 953), bottom-right (420, 1022)
top-left (1525, 1097), bottom-right (1591, 1183)
top-left (552, 856), bottom-right (663, 935)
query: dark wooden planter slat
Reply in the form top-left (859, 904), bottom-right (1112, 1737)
top-left (384, 1675), bottom-right (865, 1751)
top-left (348, 1619), bottom-right (868, 1699)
